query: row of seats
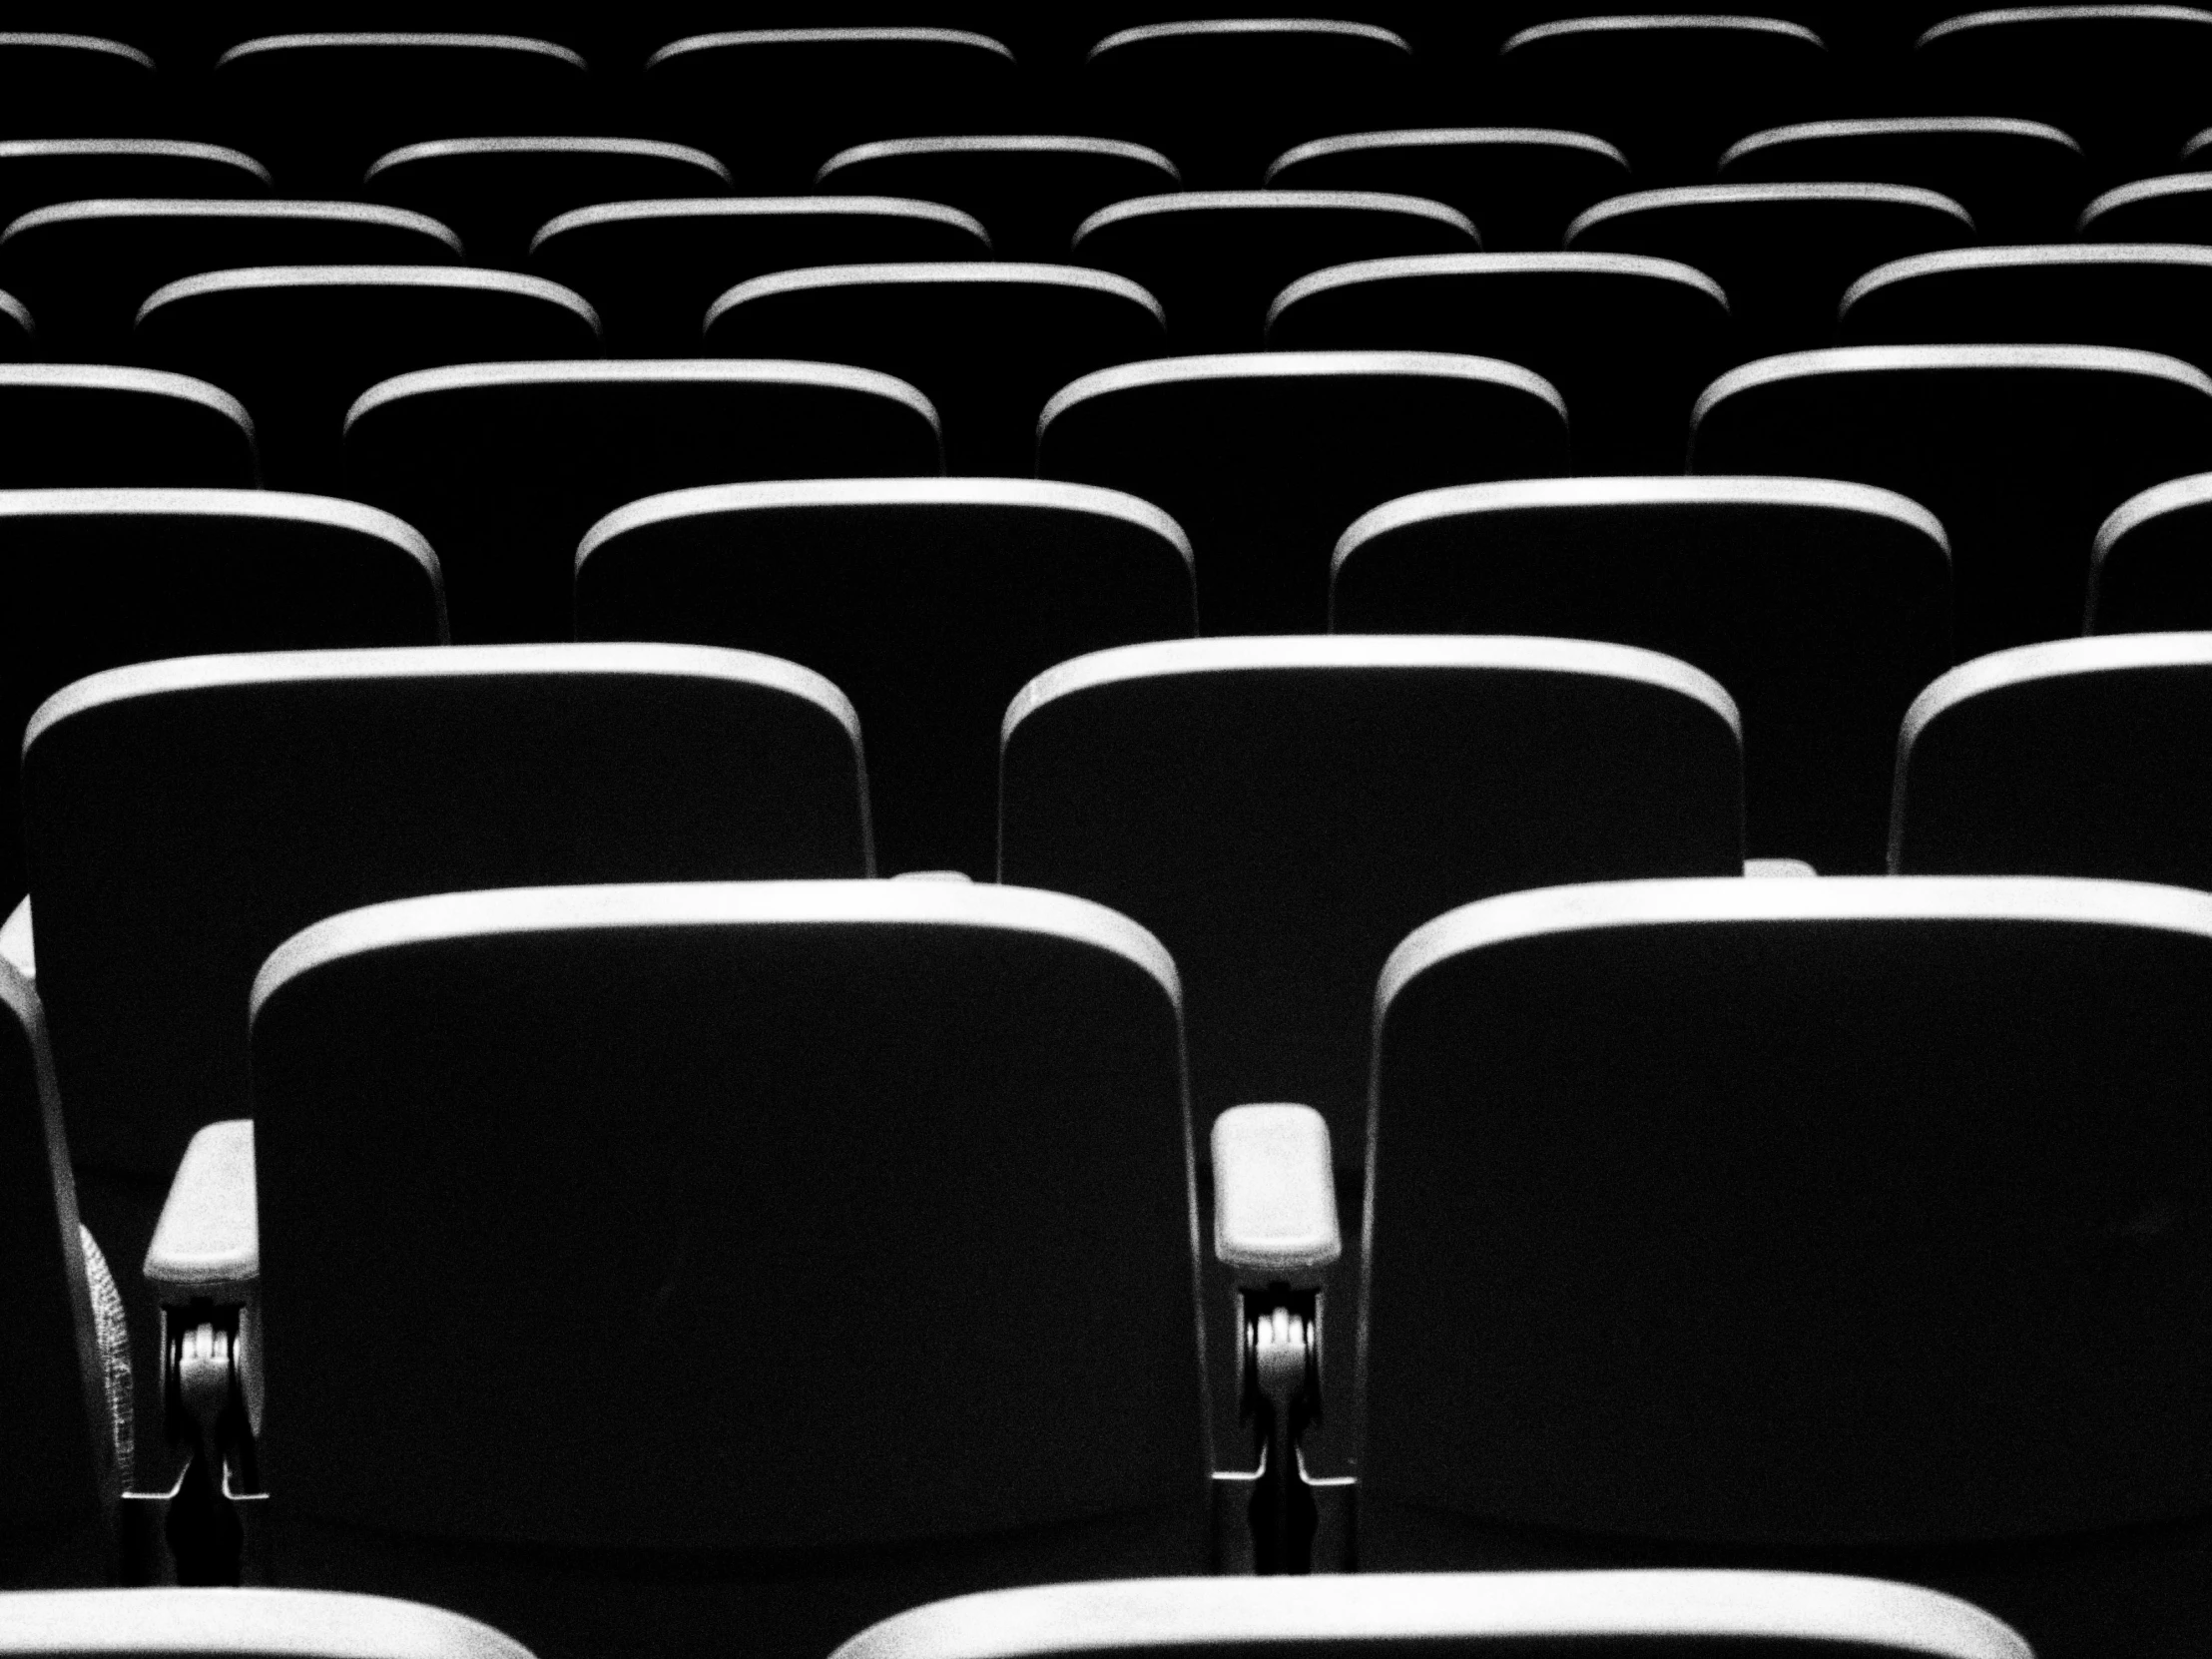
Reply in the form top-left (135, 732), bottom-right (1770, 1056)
top-left (4, 12), bottom-right (2212, 187)
top-left (13, 856), bottom-right (2209, 1659)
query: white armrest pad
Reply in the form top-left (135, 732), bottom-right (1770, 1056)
top-left (145, 1119), bottom-right (258, 1300)
top-left (1744, 858), bottom-right (1819, 878)
top-left (1, 896), bottom-right (33, 985)
top-left (1212, 1104), bottom-right (1341, 1280)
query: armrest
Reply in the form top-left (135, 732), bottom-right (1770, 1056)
top-left (1212, 1104), bottom-right (1340, 1287)
top-left (145, 1120), bottom-right (258, 1305)
top-left (0, 895), bottom-right (33, 986)
top-left (1744, 858), bottom-right (1818, 878)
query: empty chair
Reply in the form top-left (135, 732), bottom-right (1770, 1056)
top-left (212, 34), bottom-right (592, 195)
top-left (643, 30), bottom-right (1023, 191)
top-left (1000, 635), bottom-right (1742, 1169)
top-left (833, 1575), bottom-right (2031, 1659)
top-left (577, 478), bottom-right (1193, 875)
top-left (346, 360), bottom-right (942, 643)
top-left (243, 879), bottom-right (1207, 1658)
top-left (1841, 245), bottom-right (2212, 377)
top-left (2090, 471), bottom-right (2212, 629)
top-left (1333, 476), bottom-right (1950, 871)
top-left (1073, 192), bottom-right (1476, 353)
top-left (1569, 185), bottom-right (1973, 360)
top-left (2077, 174), bottom-right (2212, 240)
top-left (1691, 345), bottom-right (2212, 657)
top-left (0, 201), bottom-right (460, 358)
top-left (1266, 129), bottom-right (1633, 253)
top-left (24, 645), bottom-right (872, 1333)
top-left (1495, 17), bottom-right (1833, 184)
top-left (1083, 21), bottom-right (1416, 188)
top-left (366, 138), bottom-right (731, 270)
top-left (1893, 634), bottom-right (2212, 887)
top-left (0, 366), bottom-right (256, 487)
top-left (1362, 873), bottom-right (2212, 1659)
top-left (1268, 253), bottom-right (1730, 471)
top-left (0, 141), bottom-right (271, 231)
top-left (0, 957), bottom-right (130, 1587)
top-left (817, 136), bottom-right (1179, 262)
top-left (0, 36), bottom-right (158, 139)
top-left (0, 1591), bottom-right (536, 1659)
top-left (1720, 118), bottom-right (2089, 243)
top-left (1041, 352), bottom-right (1568, 633)
top-left (1913, 6), bottom-right (2212, 187)
top-left (0, 489), bottom-right (444, 902)
top-left (707, 265), bottom-right (1163, 474)
top-left (137, 267), bottom-right (599, 491)
top-left (533, 199), bottom-right (991, 355)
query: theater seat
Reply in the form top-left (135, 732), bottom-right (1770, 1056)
top-left (830, 1574), bottom-right (2031, 1659)
top-left (2074, 172), bottom-right (2212, 241)
top-left (23, 644), bottom-right (871, 1347)
top-left (706, 264), bottom-right (1165, 475)
top-left (1690, 344), bottom-right (2212, 657)
top-left (1360, 873), bottom-right (2212, 1659)
top-left (0, 200), bottom-right (461, 357)
top-left (1719, 117), bottom-right (2088, 243)
top-left (344, 359), bottom-right (943, 643)
top-left (0, 1590), bottom-right (536, 1659)
top-left (1893, 633), bottom-right (2212, 888)
top-left (532, 198), bottom-right (991, 355)
top-left (0, 488), bottom-right (444, 903)
top-left (136, 266), bottom-right (601, 491)
top-left (576, 477), bottom-right (1194, 877)
top-left (816, 136), bottom-right (1179, 262)
top-left (1265, 128), bottom-right (1632, 252)
top-left (1072, 190), bottom-right (1477, 353)
top-left (999, 635), bottom-right (1744, 1174)
top-left (0, 36), bottom-right (158, 138)
top-left (1332, 475), bottom-right (1951, 872)
top-left (366, 138), bottom-right (733, 270)
top-left (1038, 351), bottom-right (1569, 633)
top-left (0, 366), bottom-right (257, 488)
top-left (1267, 252), bottom-right (1730, 472)
top-left (0, 140), bottom-right (272, 230)
top-left (2090, 471), bottom-right (2212, 630)
top-left (237, 879), bottom-right (1210, 1658)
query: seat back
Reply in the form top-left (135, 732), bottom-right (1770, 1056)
top-left (248, 881), bottom-right (1208, 1642)
top-left (0, 1589), bottom-right (536, 1659)
top-left (1365, 874), bottom-right (2212, 1546)
top-left (24, 644), bottom-right (871, 1180)
top-left (1000, 637), bottom-right (1744, 1159)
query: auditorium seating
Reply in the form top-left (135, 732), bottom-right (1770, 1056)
top-left (1893, 634), bottom-right (2212, 888)
top-left (1717, 117), bottom-right (2088, 242)
top-left (365, 138), bottom-right (732, 270)
top-left (1266, 253), bottom-right (1730, 472)
top-left (136, 267), bottom-right (602, 490)
top-left (240, 879), bottom-right (1208, 1657)
top-left (576, 477), bottom-right (1193, 876)
top-left (1074, 191), bottom-right (1476, 354)
top-left (1331, 476), bottom-right (1950, 873)
top-left (344, 359), bottom-right (944, 642)
top-left (532, 198), bottom-right (991, 355)
top-left (1037, 351), bottom-right (1569, 633)
top-left (6, 5), bottom-right (2212, 1649)
top-left (1362, 873), bottom-right (2212, 1659)
top-left (706, 263), bottom-right (1165, 474)
top-left (1690, 344), bottom-right (2212, 658)
top-left (1566, 184), bottom-right (1974, 361)
top-left (831, 1574), bottom-right (2033, 1659)
top-left (1264, 129), bottom-right (1632, 252)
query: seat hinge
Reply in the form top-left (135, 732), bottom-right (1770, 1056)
top-left (162, 1304), bottom-right (257, 1584)
top-left (1240, 1285), bottom-right (1321, 1573)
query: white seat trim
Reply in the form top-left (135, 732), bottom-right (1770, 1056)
top-left (1039, 349), bottom-right (1567, 431)
top-left (1073, 189), bottom-right (1475, 249)
top-left (531, 194), bottom-right (989, 258)
top-left (137, 264), bottom-right (601, 335)
top-left (1842, 241), bottom-right (2212, 317)
top-left (0, 1588), bottom-right (536, 1659)
top-left (706, 262), bottom-right (1163, 333)
top-left (1268, 250), bottom-right (1729, 331)
top-left (1720, 116), bottom-right (2083, 172)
